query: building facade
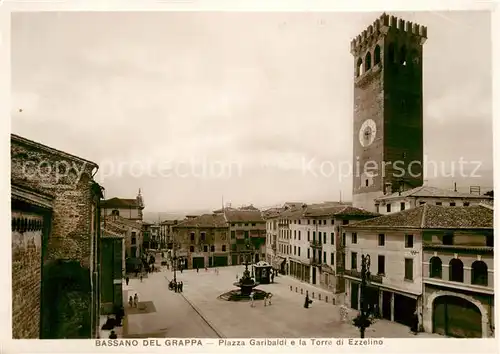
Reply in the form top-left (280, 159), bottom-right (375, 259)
top-left (172, 214), bottom-right (230, 269)
top-left (343, 204), bottom-right (494, 337)
top-left (374, 185), bottom-right (493, 215)
top-left (264, 208), bottom-right (283, 272)
top-left (100, 190), bottom-right (144, 222)
top-left (421, 205), bottom-right (494, 338)
top-left (351, 13), bottom-right (427, 211)
top-left (104, 215), bottom-right (143, 272)
top-left (225, 209), bottom-right (266, 266)
top-left (11, 134), bottom-right (104, 339)
top-left (99, 225), bottom-right (125, 315)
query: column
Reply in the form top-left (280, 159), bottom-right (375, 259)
top-left (390, 292), bottom-right (395, 321)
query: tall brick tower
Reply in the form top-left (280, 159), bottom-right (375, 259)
top-left (350, 13), bottom-right (427, 212)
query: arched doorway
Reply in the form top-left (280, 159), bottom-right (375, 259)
top-left (433, 295), bottom-right (482, 338)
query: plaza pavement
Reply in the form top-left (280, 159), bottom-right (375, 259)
top-left (123, 272), bottom-right (219, 338)
top-left (124, 264), bottom-right (443, 338)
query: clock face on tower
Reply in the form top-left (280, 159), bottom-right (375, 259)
top-left (359, 119), bottom-right (377, 147)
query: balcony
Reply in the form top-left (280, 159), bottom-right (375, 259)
top-left (343, 269), bottom-right (383, 284)
top-left (310, 258), bottom-right (322, 266)
top-left (309, 240), bottom-right (322, 249)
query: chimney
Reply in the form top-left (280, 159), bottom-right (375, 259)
top-left (385, 182), bottom-right (392, 195)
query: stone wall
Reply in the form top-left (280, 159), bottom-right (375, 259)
top-left (11, 211), bottom-right (44, 338)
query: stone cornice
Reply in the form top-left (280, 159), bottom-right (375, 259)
top-left (11, 184), bottom-right (54, 210)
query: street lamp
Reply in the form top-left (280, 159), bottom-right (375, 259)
top-left (353, 254), bottom-right (372, 338)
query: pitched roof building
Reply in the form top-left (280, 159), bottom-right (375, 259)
top-left (342, 204), bottom-right (494, 337)
top-left (374, 185), bottom-right (493, 215)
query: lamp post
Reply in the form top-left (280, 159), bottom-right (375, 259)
top-left (353, 254), bottom-right (372, 338)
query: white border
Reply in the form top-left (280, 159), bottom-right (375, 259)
top-left (1, 1), bottom-right (499, 353)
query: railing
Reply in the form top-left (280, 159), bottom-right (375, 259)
top-left (344, 269), bottom-right (383, 284)
top-left (309, 240), bottom-right (322, 249)
top-left (310, 258), bottom-right (322, 266)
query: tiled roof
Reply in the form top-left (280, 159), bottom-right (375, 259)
top-left (375, 185), bottom-right (492, 202)
top-left (11, 133), bottom-right (98, 168)
top-left (224, 210), bottom-right (265, 223)
top-left (101, 197), bottom-right (138, 208)
top-left (174, 213), bottom-right (228, 228)
top-left (346, 204), bottom-right (493, 230)
top-left (262, 207), bottom-right (284, 219)
top-left (104, 215), bottom-right (143, 229)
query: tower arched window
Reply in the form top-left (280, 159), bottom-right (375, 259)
top-left (449, 258), bottom-right (464, 282)
top-left (471, 260), bottom-right (488, 286)
top-left (364, 52), bottom-right (372, 72)
top-left (356, 58), bottom-right (363, 77)
top-left (400, 45), bottom-right (407, 66)
top-left (388, 43), bottom-right (396, 63)
top-left (374, 45), bottom-right (381, 65)
top-left (429, 256), bottom-right (442, 278)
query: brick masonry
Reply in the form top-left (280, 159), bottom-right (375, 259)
top-left (11, 212), bottom-right (44, 338)
top-left (11, 135), bottom-right (102, 338)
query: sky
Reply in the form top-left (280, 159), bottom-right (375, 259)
top-left (11, 11), bottom-right (493, 212)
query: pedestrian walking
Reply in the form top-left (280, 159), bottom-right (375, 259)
top-left (236, 274), bottom-right (239, 282)
top-left (196, 267), bottom-right (199, 273)
top-left (271, 273), bottom-right (274, 283)
top-left (125, 276), bottom-right (129, 286)
top-left (109, 330), bottom-right (117, 339)
top-left (128, 296), bottom-right (133, 308)
top-left (267, 293), bottom-right (273, 306)
top-left (133, 293), bottom-right (139, 307)
top-left (140, 274), bottom-right (143, 282)
top-left (180, 281), bottom-right (184, 292)
top-left (304, 291), bottom-right (312, 308)
top-left (250, 291), bottom-right (255, 307)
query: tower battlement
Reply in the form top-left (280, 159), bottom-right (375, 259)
top-left (350, 13), bottom-right (428, 54)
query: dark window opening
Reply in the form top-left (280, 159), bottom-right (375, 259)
top-left (374, 45), bottom-right (381, 65)
top-left (400, 45), bottom-right (407, 66)
top-left (364, 52), bottom-right (372, 71)
top-left (400, 202), bottom-right (406, 211)
top-left (471, 261), bottom-right (488, 286)
top-left (405, 234), bottom-right (414, 248)
top-left (449, 258), bottom-right (464, 282)
top-left (351, 252), bottom-right (358, 270)
top-left (189, 246), bottom-right (194, 252)
top-left (378, 255), bottom-right (385, 275)
top-left (388, 43), bottom-right (396, 63)
top-left (449, 202), bottom-right (456, 206)
top-left (404, 258), bottom-right (413, 280)
top-left (222, 245), bottom-right (226, 252)
top-left (378, 233), bottom-right (385, 246)
top-left (429, 257), bottom-right (442, 278)
top-left (386, 204), bottom-right (391, 213)
top-left (443, 233), bottom-right (454, 246)
top-left (210, 245), bottom-right (215, 252)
